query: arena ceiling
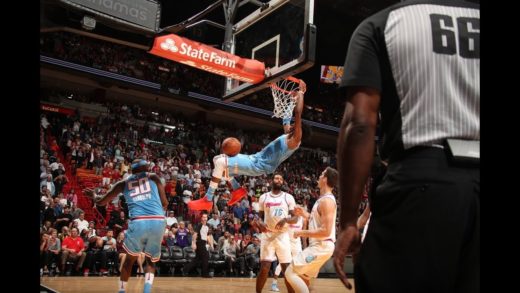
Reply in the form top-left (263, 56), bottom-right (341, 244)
top-left (41, 0), bottom-right (399, 91)
top-left (41, 0), bottom-right (479, 92)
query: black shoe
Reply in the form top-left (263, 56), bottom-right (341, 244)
top-left (202, 275), bottom-right (213, 278)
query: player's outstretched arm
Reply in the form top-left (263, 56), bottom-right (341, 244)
top-left (286, 80), bottom-right (306, 149)
top-left (293, 206), bottom-right (310, 220)
top-left (85, 181), bottom-right (125, 206)
top-left (286, 209), bottom-right (301, 224)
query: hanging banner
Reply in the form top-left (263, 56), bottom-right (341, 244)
top-left (59, 0), bottom-right (161, 32)
top-left (40, 103), bottom-right (75, 116)
top-left (149, 34), bottom-right (265, 84)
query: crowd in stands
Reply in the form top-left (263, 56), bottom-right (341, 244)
top-left (40, 31), bottom-right (342, 126)
top-left (40, 32), bottom-right (223, 97)
top-left (40, 94), bottom-right (344, 277)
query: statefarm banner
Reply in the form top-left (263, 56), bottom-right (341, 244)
top-left (149, 34), bottom-right (265, 84)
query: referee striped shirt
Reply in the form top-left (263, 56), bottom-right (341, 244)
top-left (341, 0), bottom-right (479, 158)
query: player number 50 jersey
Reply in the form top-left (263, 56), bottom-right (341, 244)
top-left (123, 172), bottom-right (164, 218)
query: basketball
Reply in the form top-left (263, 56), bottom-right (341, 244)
top-left (222, 137), bottom-right (241, 156)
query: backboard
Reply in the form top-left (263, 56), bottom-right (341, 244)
top-left (222, 0), bottom-right (316, 102)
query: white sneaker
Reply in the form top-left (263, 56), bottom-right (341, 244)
top-left (270, 283), bottom-right (280, 292)
top-left (249, 271), bottom-right (256, 278)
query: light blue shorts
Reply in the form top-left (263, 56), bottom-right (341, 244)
top-left (228, 134), bottom-right (298, 176)
top-left (123, 217), bottom-right (166, 262)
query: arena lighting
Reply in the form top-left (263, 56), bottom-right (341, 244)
top-left (81, 15), bottom-right (96, 30)
top-left (67, 94), bottom-right (73, 100)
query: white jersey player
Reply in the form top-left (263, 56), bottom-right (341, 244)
top-left (271, 216), bottom-right (305, 292)
top-left (286, 167), bottom-right (338, 293)
top-left (254, 173), bottom-right (300, 293)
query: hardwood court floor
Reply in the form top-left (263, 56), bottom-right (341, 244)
top-left (41, 276), bottom-right (354, 293)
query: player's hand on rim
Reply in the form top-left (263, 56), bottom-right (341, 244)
top-left (299, 79), bottom-right (306, 94)
top-left (333, 225), bottom-right (361, 290)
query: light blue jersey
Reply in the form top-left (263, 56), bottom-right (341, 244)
top-left (122, 172), bottom-right (166, 262)
top-left (227, 134), bottom-right (298, 176)
top-left (122, 172), bottom-right (164, 218)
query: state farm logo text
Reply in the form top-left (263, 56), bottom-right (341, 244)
top-left (160, 38), bottom-right (236, 69)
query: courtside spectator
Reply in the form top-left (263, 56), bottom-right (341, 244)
top-left (60, 227), bottom-right (86, 275)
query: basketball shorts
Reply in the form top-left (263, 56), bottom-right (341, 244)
top-left (292, 240), bottom-right (334, 279)
top-left (226, 134), bottom-right (299, 177)
top-left (260, 231), bottom-right (292, 264)
top-left (123, 217), bottom-right (166, 262)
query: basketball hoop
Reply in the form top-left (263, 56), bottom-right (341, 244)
top-left (270, 76), bottom-right (305, 119)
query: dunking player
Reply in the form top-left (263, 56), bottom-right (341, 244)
top-left (285, 167), bottom-right (338, 293)
top-left (188, 80), bottom-right (306, 211)
top-left (85, 159), bottom-right (168, 293)
top-left (271, 215), bottom-right (306, 292)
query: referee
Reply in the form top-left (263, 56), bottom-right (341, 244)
top-left (334, 1), bottom-right (479, 292)
top-left (183, 212), bottom-right (212, 278)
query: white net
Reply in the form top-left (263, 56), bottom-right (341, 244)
top-left (270, 77), bottom-right (303, 119)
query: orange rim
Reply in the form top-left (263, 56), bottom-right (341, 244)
top-left (285, 76), bottom-right (301, 83)
top-left (269, 76), bottom-right (302, 95)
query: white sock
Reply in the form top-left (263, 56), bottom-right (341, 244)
top-left (285, 265), bottom-right (309, 293)
top-left (272, 279), bottom-right (278, 285)
top-left (145, 273), bottom-right (155, 285)
top-left (118, 280), bottom-right (127, 291)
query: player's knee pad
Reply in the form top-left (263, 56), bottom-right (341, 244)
top-left (212, 155), bottom-right (227, 178)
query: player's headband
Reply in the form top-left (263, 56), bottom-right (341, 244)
top-left (131, 160), bottom-right (148, 170)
